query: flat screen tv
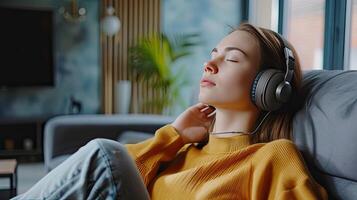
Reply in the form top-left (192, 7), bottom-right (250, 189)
top-left (0, 7), bottom-right (54, 87)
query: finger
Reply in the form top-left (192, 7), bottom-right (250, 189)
top-left (206, 110), bottom-right (216, 118)
top-left (200, 110), bottom-right (215, 121)
top-left (200, 106), bottom-right (215, 116)
top-left (195, 102), bottom-right (209, 110)
top-left (200, 106), bottom-right (210, 112)
top-left (200, 103), bottom-right (215, 111)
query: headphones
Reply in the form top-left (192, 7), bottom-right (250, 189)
top-left (250, 32), bottom-right (295, 111)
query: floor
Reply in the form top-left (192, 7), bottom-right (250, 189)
top-left (0, 162), bottom-right (46, 197)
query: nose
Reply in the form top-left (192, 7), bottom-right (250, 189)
top-left (204, 61), bottom-right (218, 74)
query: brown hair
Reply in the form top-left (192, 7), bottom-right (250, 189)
top-left (212, 22), bottom-right (304, 143)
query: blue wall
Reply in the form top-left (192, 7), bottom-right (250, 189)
top-left (0, 0), bottom-right (243, 118)
top-left (0, 0), bottom-right (100, 117)
top-left (162, 0), bottom-right (243, 116)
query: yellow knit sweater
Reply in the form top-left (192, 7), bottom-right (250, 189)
top-left (125, 124), bottom-right (328, 199)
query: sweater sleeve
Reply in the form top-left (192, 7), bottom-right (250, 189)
top-left (124, 124), bottom-right (186, 186)
top-left (250, 139), bottom-right (328, 200)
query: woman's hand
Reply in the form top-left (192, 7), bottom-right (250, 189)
top-left (171, 102), bottom-right (216, 144)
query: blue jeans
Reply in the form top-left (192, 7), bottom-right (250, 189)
top-left (11, 139), bottom-right (150, 200)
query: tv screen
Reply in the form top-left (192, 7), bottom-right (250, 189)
top-left (0, 7), bottom-right (54, 87)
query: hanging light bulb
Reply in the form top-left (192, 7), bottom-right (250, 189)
top-left (58, 0), bottom-right (86, 23)
top-left (101, 6), bottom-right (121, 36)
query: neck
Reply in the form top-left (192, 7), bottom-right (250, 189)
top-left (210, 107), bottom-right (260, 137)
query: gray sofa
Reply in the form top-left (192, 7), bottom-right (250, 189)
top-left (44, 114), bottom-right (175, 172)
top-left (44, 70), bottom-right (357, 200)
top-left (292, 70), bottom-right (357, 200)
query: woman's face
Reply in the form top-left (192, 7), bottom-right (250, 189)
top-left (198, 30), bottom-right (261, 111)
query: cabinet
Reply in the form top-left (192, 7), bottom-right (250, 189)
top-left (0, 117), bottom-right (48, 161)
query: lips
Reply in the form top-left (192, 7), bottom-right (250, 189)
top-left (200, 78), bottom-right (216, 86)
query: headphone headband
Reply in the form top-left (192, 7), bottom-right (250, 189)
top-left (272, 32), bottom-right (295, 84)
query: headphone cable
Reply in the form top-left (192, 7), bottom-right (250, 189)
top-left (209, 111), bottom-right (272, 135)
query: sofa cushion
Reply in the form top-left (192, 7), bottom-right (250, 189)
top-left (293, 70), bottom-right (357, 199)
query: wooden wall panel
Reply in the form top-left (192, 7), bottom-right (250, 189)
top-left (101, 0), bottom-right (161, 114)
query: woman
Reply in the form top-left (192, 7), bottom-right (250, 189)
top-left (12, 23), bottom-right (327, 200)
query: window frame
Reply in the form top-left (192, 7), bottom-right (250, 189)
top-left (241, 0), bottom-right (250, 22)
top-left (278, 0), bottom-right (349, 70)
top-left (278, 0), bottom-right (285, 34)
top-left (344, 0), bottom-right (353, 69)
top-left (323, 0), bottom-right (347, 70)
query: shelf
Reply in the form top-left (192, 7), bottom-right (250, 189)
top-left (0, 149), bottom-right (41, 156)
top-left (0, 117), bottom-right (49, 160)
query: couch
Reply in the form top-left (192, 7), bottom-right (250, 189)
top-left (44, 114), bottom-right (175, 172)
top-left (44, 70), bottom-right (357, 200)
top-left (292, 70), bottom-right (357, 200)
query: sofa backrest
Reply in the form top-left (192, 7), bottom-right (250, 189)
top-left (293, 70), bottom-right (357, 200)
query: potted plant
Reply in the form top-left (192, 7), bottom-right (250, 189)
top-left (129, 32), bottom-right (200, 114)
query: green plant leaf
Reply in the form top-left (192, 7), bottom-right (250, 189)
top-left (128, 32), bottom-right (200, 113)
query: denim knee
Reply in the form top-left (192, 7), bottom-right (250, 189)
top-left (91, 138), bottom-right (134, 174)
top-left (88, 138), bottom-right (128, 159)
top-left (90, 138), bottom-right (149, 199)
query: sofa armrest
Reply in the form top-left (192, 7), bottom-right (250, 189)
top-left (117, 131), bottom-right (154, 144)
top-left (44, 114), bottom-right (175, 171)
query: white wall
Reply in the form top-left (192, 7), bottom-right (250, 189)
top-left (249, 0), bottom-right (279, 31)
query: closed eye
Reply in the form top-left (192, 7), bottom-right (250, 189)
top-left (226, 59), bottom-right (238, 63)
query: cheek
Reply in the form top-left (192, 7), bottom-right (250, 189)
top-left (220, 69), bottom-right (253, 94)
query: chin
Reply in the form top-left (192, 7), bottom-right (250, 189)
top-left (198, 94), bottom-right (214, 105)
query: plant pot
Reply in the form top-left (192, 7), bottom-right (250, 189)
top-left (115, 80), bottom-right (131, 114)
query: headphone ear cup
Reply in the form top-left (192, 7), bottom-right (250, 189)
top-left (276, 81), bottom-right (292, 103)
top-left (252, 69), bottom-right (285, 111)
top-left (251, 70), bottom-right (264, 105)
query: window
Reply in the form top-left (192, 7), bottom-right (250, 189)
top-left (348, 0), bottom-right (357, 69)
top-left (283, 0), bottom-right (325, 70)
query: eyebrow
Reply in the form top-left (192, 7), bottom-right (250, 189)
top-left (211, 47), bottom-right (248, 58)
